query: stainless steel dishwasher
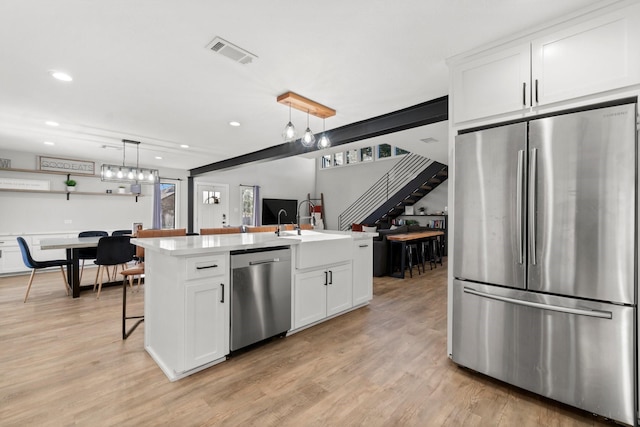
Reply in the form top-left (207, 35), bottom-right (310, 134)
top-left (230, 246), bottom-right (291, 351)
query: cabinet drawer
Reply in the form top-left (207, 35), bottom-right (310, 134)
top-left (185, 254), bottom-right (227, 280)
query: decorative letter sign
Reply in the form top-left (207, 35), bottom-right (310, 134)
top-left (38, 156), bottom-right (95, 175)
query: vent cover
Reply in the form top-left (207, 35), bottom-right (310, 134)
top-left (420, 137), bottom-right (439, 144)
top-left (206, 37), bottom-right (257, 65)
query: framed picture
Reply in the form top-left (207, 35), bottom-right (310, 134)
top-left (132, 223), bottom-right (143, 235)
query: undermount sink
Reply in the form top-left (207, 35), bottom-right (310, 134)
top-left (278, 230), bottom-right (352, 269)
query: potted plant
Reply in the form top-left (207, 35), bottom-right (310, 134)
top-left (64, 179), bottom-right (77, 192)
top-left (419, 207), bottom-right (426, 215)
top-left (118, 185), bottom-right (126, 194)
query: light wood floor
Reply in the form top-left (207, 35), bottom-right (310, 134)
top-left (0, 261), bottom-right (617, 426)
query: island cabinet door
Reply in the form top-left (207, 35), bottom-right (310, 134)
top-left (293, 269), bottom-right (327, 329)
top-left (352, 240), bottom-right (373, 306)
top-left (326, 263), bottom-right (353, 317)
top-left (184, 280), bottom-right (229, 372)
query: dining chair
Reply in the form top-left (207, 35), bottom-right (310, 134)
top-left (120, 228), bottom-right (189, 289)
top-left (120, 262), bottom-right (145, 290)
top-left (120, 261), bottom-right (145, 339)
top-left (77, 231), bottom-right (108, 283)
top-left (134, 228), bottom-right (187, 262)
top-left (17, 237), bottom-right (72, 303)
top-left (93, 236), bottom-right (135, 299)
top-left (110, 230), bottom-right (134, 276)
top-left (200, 227), bottom-right (242, 235)
top-left (246, 226), bottom-right (278, 233)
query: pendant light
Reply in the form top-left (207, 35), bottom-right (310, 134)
top-left (300, 110), bottom-right (316, 147)
top-left (282, 103), bottom-right (297, 142)
top-left (317, 118), bottom-right (331, 149)
top-left (277, 92), bottom-right (336, 148)
top-left (100, 139), bottom-right (159, 184)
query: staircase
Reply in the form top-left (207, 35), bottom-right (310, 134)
top-left (338, 154), bottom-right (448, 230)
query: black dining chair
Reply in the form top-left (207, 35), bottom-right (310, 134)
top-left (78, 231), bottom-right (109, 283)
top-left (111, 230), bottom-right (134, 274)
top-left (17, 237), bottom-right (72, 303)
top-left (93, 236), bottom-right (135, 299)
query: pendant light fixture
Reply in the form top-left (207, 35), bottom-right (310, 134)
top-left (277, 91), bottom-right (336, 148)
top-left (282, 103), bottom-right (297, 142)
top-left (300, 110), bottom-right (316, 147)
top-left (101, 139), bottom-right (159, 184)
top-left (317, 118), bottom-right (331, 149)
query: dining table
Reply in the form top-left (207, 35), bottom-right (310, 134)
top-left (40, 235), bottom-right (110, 298)
top-left (386, 230), bottom-right (445, 278)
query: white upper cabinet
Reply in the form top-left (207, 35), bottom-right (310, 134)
top-left (450, 2), bottom-right (640, 124)
top-left (531, 5), bottom-right (640, 106)
top-left (452, 44), bottom-right (531, 123)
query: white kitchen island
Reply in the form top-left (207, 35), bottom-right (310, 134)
top-left (132, 230), bottom-right (376, 381)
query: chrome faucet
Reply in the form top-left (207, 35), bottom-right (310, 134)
top-left (296, 200), bottom-right (316, 235)
top-left (276, 209), bottom-right (287, 236)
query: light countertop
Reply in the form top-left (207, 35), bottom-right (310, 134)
top-left (131, 230), bottom-right (377, 256)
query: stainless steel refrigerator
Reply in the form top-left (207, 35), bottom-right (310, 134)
top-left (452, 101), bottom-right (637, 425)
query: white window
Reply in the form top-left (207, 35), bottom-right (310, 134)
top-left (160, 182), bottom-right (176, 229)
top-left (241, 187), bottom-right (255, 226)
top-left (361, 147), bottom-right (373, 162)
top-left (377, 144), bottom-right (392, 159)
top-left (346, 149), bottom-right (358, 164)
top-left (321, 154), bottom-right (332, 168)
top-left (394, 146), bottom-right (409, 156)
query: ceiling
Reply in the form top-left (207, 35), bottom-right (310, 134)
top-left (0, 0), bottom-right (605, 171)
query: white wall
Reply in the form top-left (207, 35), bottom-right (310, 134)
top-left (315, 156), bottom-right (404, 229)
top-left (402, 180), bottom-right (448, 225)
top-left (195, 156), bottom-right (316, 227)
top-left (0, 149), bottom-right (189, 235)
top-left (316, 156), bottom-right (449, 229)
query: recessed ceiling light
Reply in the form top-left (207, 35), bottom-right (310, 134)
top-left (155, 156), bottom-right (163, 160)
top-left (45, 121), bottom-right (59, 127)
top-left (44, 141), bottom-right (55, 146)
top-left (229, 121), bottom-right (240, 127)
top-left (49, 70), bottom-right (73, 82)
top-left (180, 144), bottom-right (189, 148)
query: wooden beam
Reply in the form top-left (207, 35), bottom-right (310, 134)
top-left (277, 92), bottom-right (336, 119)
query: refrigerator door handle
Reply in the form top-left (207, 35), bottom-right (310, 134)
top-left (516, 150), bottom-right (525, 264)
top-left (528, 148), bottom-right (537, 265)
top-left (463, 287), bottom-right (612, 319)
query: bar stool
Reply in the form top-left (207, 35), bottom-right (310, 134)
top-left (433, 235), bottom-right (443, 266)
top-left (405, 243), bottom-right (422, 277)
top-left (421, 237), bottom-right (440, 270)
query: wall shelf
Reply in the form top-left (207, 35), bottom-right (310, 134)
top-left (0, 167), bottom-right (100, 178)
top-left (0, 168), bottom-right (142, 201)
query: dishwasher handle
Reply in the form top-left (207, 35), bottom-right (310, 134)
top-left (249, 258), bottom-right (280, 266)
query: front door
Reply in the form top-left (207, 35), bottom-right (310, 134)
top-left (195, 183), bottom-right (229, 231)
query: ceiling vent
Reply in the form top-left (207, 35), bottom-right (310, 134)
top-left (206, 37), bottom-right (257, 65)
top-left (420, 137), bottom-right (439, 144)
